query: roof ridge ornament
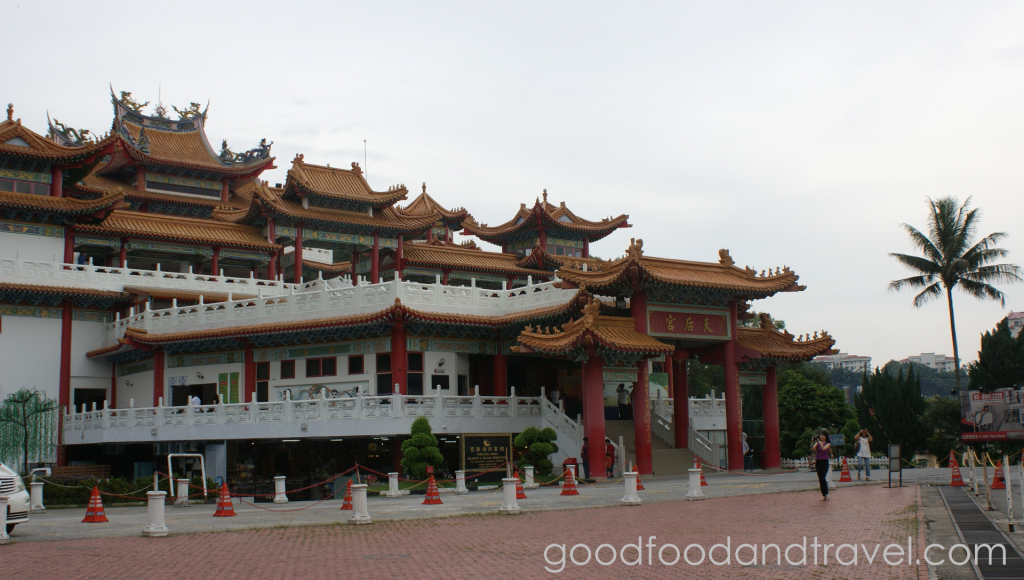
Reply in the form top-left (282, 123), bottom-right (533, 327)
top-left (172, 102), bottom-right (204, 120)
top-left (627, 238), bottom-right (644, 259)
top-left (718, 249), bottom-right (734, 267)
top-left (119, 91), bottom-right (149, 113)
top-left (6, 103), bottom-right (12, 121)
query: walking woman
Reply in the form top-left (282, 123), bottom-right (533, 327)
top-left (811, 429), bottom-right (832, 501)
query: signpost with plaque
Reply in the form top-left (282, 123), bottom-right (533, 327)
top-left (888, 444), bottom-right (902, 488)
top-left (462, 434), bottom-right (513, 481)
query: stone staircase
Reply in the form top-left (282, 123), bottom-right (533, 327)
top-left (605, 420), bottom-right (694, 476)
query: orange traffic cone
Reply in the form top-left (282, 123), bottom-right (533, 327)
top-left (560, 468), bottom-right (580, 496)
top-left (636, 473), bottom-right (646, 491)
top-left (340, 480), bottom-right (353, 510)
top-left (696, 457), bottom-right (708, 486)
top-left (213, 483), bottom-right (236, 517)
top-left (515, 470), bottom-right (527, 500)
top-left (423, 475), bottom-right (443, 505)
top-left (992, 461), bottom-right (1006, 490)
top-left (949, 454), bottom-right (964, 487)
top-left (839, 457), bottom-right (852, 483)
top-left (82, 486), bottom-right (109, 523)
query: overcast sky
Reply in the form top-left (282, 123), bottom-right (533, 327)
top-left (7, 2), bottom-right (1024, 366)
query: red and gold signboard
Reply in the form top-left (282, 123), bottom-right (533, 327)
top-left (647, 305), bottom-right (730, 340)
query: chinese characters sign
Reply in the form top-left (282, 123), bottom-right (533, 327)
top-left (647, 305), bottom-right (730, 340)
top-left (462, 434), bottom-right (513, 472)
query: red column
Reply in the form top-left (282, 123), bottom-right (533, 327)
top-left (630, 289), bottom-right (652, 475)
top-left (371, 232), bottom-right (380, 284)
top-left (763, 366), bottom-right (780, 469)
top-left (351, 250), bottom-right (360, 285)
top-left (221, 178), bottom-right (230, 203)
top-left (391, 322), bottom-right (407, 395)
top-left (211, 246), bottom-right (220, 277)
top-left (153, 349), bottom-right (164, 407)
top-left (441, 269), bottom-right (449, 285)
top-left (538, 229), bottom-right (547, 250)
top-left (583, 353), bottom-right (606, 477)
top-left (58, 301), bottom-right (73, 412)
top-left (268, 254), bottom-right (277, 280)
top-left (243, 343), bottom-right (256, 403)
top-left (63, 227), bottom-right (74, 264)
top-left (396, 235), bottom-right (404, 276)
top-left (293, 224), bottom-right (304, 284)
top-left (673, 356), bottom-right (689, 449)
top-left (50, 166), bottom-right (63, 197)
top-left (136, 167), bottom-right (146, 191)
top-left (582, 237), bottom-right (589, 259)
top-left (493, 351), bottom-right (508, 396)
top-left (724, 300), bottom-right (742, 471)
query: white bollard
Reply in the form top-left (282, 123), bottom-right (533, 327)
top-left (174, 478), bottom-right (191, 507)
top-left (827, 462), bottom-right (836, 490)
top-left (524, 466), bottom-right (538, 489)
top-left (454, 470), bottom-right (469, 495)
top-left (30, 481), bottom-right (45, 513)
top-left (273, 476), bottom-right (288, 503)
top-left (0, 497), bottom-right (9, 544)
top-left (561, 464), bottom-right (577, 487)
top-left (142, 491), bottom-right (169, 537)
top-left (686, 466), bottom-right (705, 500)
top-left (348, 484), bottom-right (372, 525)
top-left (500, 477), bottom-right (521, 515)
top-left (622, 472), bottom-right (641, 506)
top-left (386, 472), bottom-right (402, 498)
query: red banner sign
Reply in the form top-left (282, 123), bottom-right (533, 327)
top-left (647, 308), bottom-right (729, 339)
top-left (962, 431), bottom-right (1024, 442)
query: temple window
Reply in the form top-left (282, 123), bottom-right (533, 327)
top-left (0, 178), bottom-right (48, 196)
top-left (376, 353), bottom-right (392, 395)
top-left (256, 362), bottom-right (270, 402)
top-left (348, 355), bottom-right (364, 375)
top-left (431, 374), bottom-right (451, 390)
top-left (280, 360), bottom-right (296, 379)
top-left (408, 353), bottom-right (424, 396)
top-left (306, 357), bottom-right (337, 378)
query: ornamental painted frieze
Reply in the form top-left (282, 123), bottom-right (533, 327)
top-left (0, 221), bottom-right (64, 238)
top-left (254, 339), bottom-right (387, 362)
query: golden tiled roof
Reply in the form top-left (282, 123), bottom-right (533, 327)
top-left (463, 190), bottom-right (630, 243)
top-left (0, 282), bottom-right (130, 302)
top-left (0, 116), bottom-right (117, 161)
top-left (86, 339), bottom-right (132, 359)
top-left (214, 179), bottom-right (438, 234)
top-left (514, 298), bottom-right (674, 356)
top-left (78, 210), bottom-right (279, 251)
top-left (75, 163), bottom-right (251, 211)
top-left (119, 122), bottom-right (272, 176)
top-left (285, 154), bottom-right (408, 207)
top-left (303, 257), bottom-right (352, 276)
top-left (556, 239), bottom-right (805, 298)
top-left (397, 188), bottom-right (470, 223)
top-left (403, 243), bottom-right (552, 277)
top-left (0, 188), bottom-right (124, 216)
top-left (737, 313), bottom-right (837, 361)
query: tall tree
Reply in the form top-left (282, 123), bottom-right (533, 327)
top-left (967, 318), bottom-right (1024, 392)
top-left (856, 366), bottom-right (926, 461)
top-left (888, 196), bottom-right (1022, 391)
top-left (0, 388), bottom-right (59, 475)
top-left (776, 368), bottom-right (852, 458)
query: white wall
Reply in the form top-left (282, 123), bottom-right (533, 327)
top-left (165, 361), bottom-right (244, 403)
top-left (70, 319), bottom-right (112, 407)
top-left (116, 369), bottom-right (154, 408)
top-left (269, 355), bottom-right (374, 400)
top-left (0, 227), bottom-right (65, 262)
top-left (0, 315), bottom-right (61, 403)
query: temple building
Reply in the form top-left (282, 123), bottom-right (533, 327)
top-left (0, 90), bottom-right (837, 493)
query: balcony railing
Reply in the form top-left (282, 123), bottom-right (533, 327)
top-left (104, 274), bottom-right (576, 345)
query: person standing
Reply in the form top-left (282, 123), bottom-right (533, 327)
top-left (854, 428), bottom-right (873, 481)
top-left (605, 437), bottom-right (617, 477)
top-left (616, 384), bottom-right (630, 419)
top-left (742, 433), bottom-right (753, 471)
top-left (580, 437), bottom-right (590, 479)
top-left (811, 429), bottom-right (832, 501)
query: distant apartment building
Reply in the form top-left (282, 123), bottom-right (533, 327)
top-left (1009, 311), bottom-right (1024, 338)
top-left (899, 352), bottom-right (957, 372)
top-left (812, 352), bottom-right (872, 373)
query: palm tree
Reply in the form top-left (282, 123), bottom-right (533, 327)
top-left (889, 196), bottom-right (1022, 391)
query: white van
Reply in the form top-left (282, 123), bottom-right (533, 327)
top-left (0, 462), bottom-right (30, 534)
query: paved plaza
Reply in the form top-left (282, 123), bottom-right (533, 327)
top-left (1, 469), bottom-right (967, 579)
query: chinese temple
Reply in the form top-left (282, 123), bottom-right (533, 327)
top-left (0, 90), bottom-right (837, 490)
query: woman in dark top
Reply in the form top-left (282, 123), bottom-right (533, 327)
top-left (811, 429), bottom-right (832, 501)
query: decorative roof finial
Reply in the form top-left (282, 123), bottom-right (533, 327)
top-left (422, 182), bottom-right (427, 193)
top-left (542, 189), bottom-right (548, 203)
top-left (718, 249), bottom-right (735, 267)
top-left (6, 104), bottom-right (12, 121)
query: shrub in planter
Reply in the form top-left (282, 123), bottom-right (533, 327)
top-left (400, 416), bottom-right (444, 480)
top-left (514, 427), bottom-right (558, 476)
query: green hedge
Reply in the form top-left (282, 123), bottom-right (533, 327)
top-left (41, 475), bottom-right (215, 506)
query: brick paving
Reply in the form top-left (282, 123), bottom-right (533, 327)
top-left (4, 484), bottom-right (926, 579)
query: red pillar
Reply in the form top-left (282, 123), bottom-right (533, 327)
top-left (391, 322), bottom-right (407, 395)
top-left (396, 235), bottom-right (404, 276)
top-left (50, 166), bottom-right (63, 197)
top-left (441, 269), bottom-right (449, 285)
top-left (221, 178), bottom-right (230, 203)
top-left (493, 351), bottom-right (508, 396)
top-left (153, 350), bottom-right (165, 407)
top-left (136, 167), bottom-right (146, 191)
top-left (583, 353), bottom-right (606, 476)
top-left (371, 232), bottom-right (380, 284)
top-left (244, 343), bottom-right (256, 404)
top-left (582, 237), bottom-right (589, 259)
top-left (673, 356), bottom-right (689, 449)
top-left (724, 300), bottom-right (742, 471)
top-left (211, 246), bottom-right (220, 277)
top-left (293, 224), bottom-right (304, 284)
top-left (58, 301), bottom-right (73, 412)
top-left (63, 227), bottom-right (74, 264)
top-left (268, 254), bottom-right (277, 280)
top-left (351, 250), bottom-right (360, 285)
top-left (538, 229), bottom-right (547, 250)
top-left (763, 366), bottom-right (781, 469)
top-left (630, 289), bottom-right (652, 475)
